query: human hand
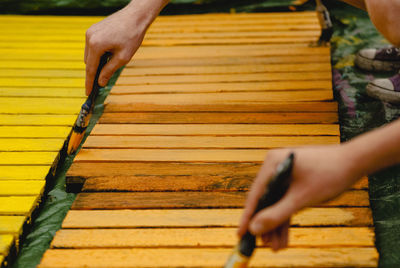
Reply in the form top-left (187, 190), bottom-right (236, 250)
top-left (84, 5), bottom-right (148, 95)
top-left (237, 145), bottom-right (364, 251)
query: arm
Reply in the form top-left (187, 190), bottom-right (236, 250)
top-left (238, 118), bottom-right (400, 251)
top-left (85, 0), bottom-right (169, 95)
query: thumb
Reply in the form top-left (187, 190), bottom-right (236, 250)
top-left (98, 55), bottom-right (124, 87)
top-left (249, 192), bottom-right (298, 236)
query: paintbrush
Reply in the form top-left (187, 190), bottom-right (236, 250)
top-left (315, 0), bottom-right (333, 46)
top-left (66, 52), bottom-right (112, 155)
top-left (224, 153), bottom-right (294, 268)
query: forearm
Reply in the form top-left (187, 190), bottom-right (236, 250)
top-left (344, 119), bottom-right (400, 177)
top-left (123, 0), bottom-right (170, 31)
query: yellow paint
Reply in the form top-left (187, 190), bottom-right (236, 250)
top-left (0, 69), bottom-right (84, 78)
top-left (0, 152), bottom-right (58, 165)
top-left (0, 114), bottom-right (76, 126)
top-left (0, 166), bottom-right (49, 180)
top-left (0, 126), bottom-right (71, 138)
top-left (0, 196), bottom-right (39, 215)
top-left (0, 78), bottom-right (84, 88)
top-left (0, 61), bottom-right (85, 70)
top-left (0, 181), bottom-right (45, 196)
top-left (0, 98), bottom-right (83, 114)
top-left (0, 216), bottom-right (26, 234)
top-left (0, 235), bottom-right (13, 254)
top-left (0, 139), bottom-right (65, 152)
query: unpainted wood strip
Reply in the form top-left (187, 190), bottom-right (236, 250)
top-left (0, 166), bottom-right (50, 180)
top-left (98, 112), bottom-right (338, 124)
top-left (110, 81), bottom-right (332, 94)
top-left (80, 175), bottom-right (368, 192)
top-left (0, 98), bottom-right (83, 113)
top-left (90, 124), bottom-right (340, 136)
top-left (0, 138), bottom-right (66, 152)
top-left (115, 72), bottom-right (332, 85)
top-left (0, 152), bottom-right (58, 165)
top-left (70, 191), bottom-right (369, 210)
top-left (0, 216), bottom-right (26, 234)
top-left (74, 149), bottom-right (268, 163)
top-left (38, 247), bottom-right (378, 268)
top-left (62, 208), bottom-right (373, 228)
top-left (0, 196), bottom-right (40, 215)
top-left (82, 136), bottom-right (340, 149)
top-left (0, 126), bottom-right (70, 138)
top-left (0, 180), bottom-right (45, 196)
top-left (122, 63), bottom-right (331, 76)
top-left (51, 227), bottom-right (375, 249)
top-left (0, 115), bottom-right (76, 126)
top-left (0, 235), bottom-right (13, 255)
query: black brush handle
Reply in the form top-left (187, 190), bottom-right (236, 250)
top-left (239, 153), bottom-right (295, 257)
top-left (88, 52), bottom-right (112, 102)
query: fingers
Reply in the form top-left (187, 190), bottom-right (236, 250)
top-left (98, 54), bottom-right (124, 87)
top-left (85, 48), bottom-right (102, 96)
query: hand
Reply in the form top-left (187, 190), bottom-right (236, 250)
top-left (84, 6), bottom-right (147, 95)
top-left (237, 145), bottom-right (363, 251)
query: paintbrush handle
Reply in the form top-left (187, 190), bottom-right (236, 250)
top-left (88, 52), bottom-right (112, 102)
top-left (238, 153), bottom-right (294, 257)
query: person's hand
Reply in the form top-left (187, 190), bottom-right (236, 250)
top-left (237, 144), bottom-right (364, 251)
top-left (84, 6), bottom-right (148, 95)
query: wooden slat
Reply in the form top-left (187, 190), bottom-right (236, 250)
top-left (0, 181), bottom-right (45, 196)
top-left (0, 235), bottom-right (13, 255)
top-left (79, 175), bottom-right (369, 192)
top-left (0, 88), bottom-right (85, 97)
top-left (0, 166), bottom-right (49, 180)
top-left (115, 72), bottom-right (332, 85)
top-left (83, 136), bottom-right (340, 149)
top-left (90, 124), bottom-right (340, 136)
top-left (71, 191), bottom-right (369, 210)
top-left (0, 138), bottom-right (65, 151)
top-left (0, 216), bottom-right (26, 234)
top-left (0, 69), bottom-right (84, 78)
top-left (0, 98), bottom-right (83, 113)
top-left (0, 114), bottom-right (76, 126)
top-left (51, 227), bottom-right (375, 248)
top-left (0, 126), bottom-right (70, 138)
top-left (0, 196), bottom-right (39, 215)
top-left (0, 152), bottom-right (58, 165)
top-left (62, 208), bottom-right (373, 228)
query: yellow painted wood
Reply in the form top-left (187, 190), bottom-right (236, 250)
top-left (0, 98), bottom-right (83, 114)
top-left (0, 235), bottom-right (13, 255)
top-left (62, 208), bottom-right (372, 228)
top-left (0, 115), bottom-right (76, 126)
top-left (0, 166), bottom-right (49, 180)
top-left (0, 78), bottom-right (84, 88)
top-left (0, 126), bottom-right (71, 138)
top-left (0, 152), bottom-right (58, 165)
top-left (0, 216), bottom-right (25, 234)
top-left (51, 227), bottom-right (375, 248)
top-left (0, 138), bottom-right (66, 152)
top-left (0, 87), bottom-right (85, 97)
top-left (0, 255), bottom-right (4, 266)
top-left (0, 196), bottom-right (39, 215)
top-left (38, 248), bottom-right (378, 268)
top-left (0, 181), bottom-right (45, 196)
top-left (91, 124), bottom-right (340, 136)
top-left (0, 61), bottom-right (85, 70)
top-left (0, 69), bottom-right (84, 78)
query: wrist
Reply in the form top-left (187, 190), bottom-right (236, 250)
top-left (125, 0), bottom-right (168, 30)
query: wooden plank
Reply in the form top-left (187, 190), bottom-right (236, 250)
top-left (0, 216), bottom-right (26, 234)
top-left (0, 98), bottom-right (83, 113)
top-left (0, 87), bottom-right (85, 97)
top-left (0, 235), bottom-right (13, 255)
top-left (115, 72), bottom-right (332, 85)
top-left (0, 138), bottom-right (65, 152)
top-left (111, 81), bottom-right (332, 94)
top-left (80, 175), bottom-right (369, 192)
top-left (38, 248), bottom-right (378, 268)
top-left (82, 136), bottom-right (340, 149)
top-left (0, 152), bottom-right (58, 165)
top-left (98, 112), bottom-right (338, 124)
top-left (74, 149), bottom-right (268, 163)
top-left (122, 63), bottom-right (331, 76)
top-left (0, 166), bottom-right (49, 180)
top-left (0, 69), bottom-right (84, 78)
top-left (0, 114), bottom-right (76, 126)
top-left (51, 227), bottom-right (375, 248)
top-left (71, 191), bottom-right (369, 210)
top-left (62, 208), bottom-right (373, 228)
top-left (0, 78), bottom-right (83, 88)
top-left (90, 124), bottom-right (340, 136)
top-left (0, 181), bottom-right (45, 196)
top-left (0, 61), bottom-right (85, 70)
top-left (105, 100), bottom-right (337, 113)
top-left (0, 196), bottom-right (39, 215)
top-left (0, 126), bottom-right (70, 138)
